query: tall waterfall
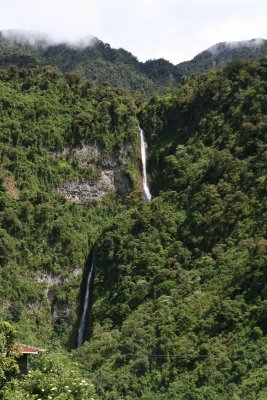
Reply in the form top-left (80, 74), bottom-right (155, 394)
top-left (140, 128), bottom-right (152, 201)
top-left (77, 259), bottom-right (94, 348)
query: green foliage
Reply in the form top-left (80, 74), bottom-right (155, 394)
top-left (176, 39), bottom-right (267, 76)
top-left (74, 58), bottom-right (267, 399)
top-left (0, 320), bottom-right (19, 395)
top-left (0, 48), bottom-right (266, 399)
top-left (0, 65), bottom-right (139, 346)
top-left (1, 33), bottom-right (266, 96)
top-left (3, 351), bottom-right (99, 400)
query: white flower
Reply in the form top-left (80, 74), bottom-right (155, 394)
top-left (51, 387), bottom-right (57, 391)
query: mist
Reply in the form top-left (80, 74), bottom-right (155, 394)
top-left (208, 38), bottom-right (265, 55)
top-left (1, 29), bottom-right (97, 49)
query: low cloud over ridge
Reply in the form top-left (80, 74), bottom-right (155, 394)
top-left (1, 29), bottom-right (97, 49)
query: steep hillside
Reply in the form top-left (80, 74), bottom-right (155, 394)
top-left (74, 57), bottom-right (267, 399)
top-left (177, 38), bottom-right (267, 75)
top-left (1, 31), bottom-right (266, 95)
top-left (0, 32), bottom-right (174, 95)
top-left (0, 65), bottom-right (140, 347)
top-left (0, 55), bottom-right (266, 399)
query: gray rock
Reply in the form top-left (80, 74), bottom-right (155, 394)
top-left (55, 142), bottom-right (133, 203)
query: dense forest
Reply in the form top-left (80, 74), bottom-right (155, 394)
top-left (0, 37), bottom-right (266, 400)
top-left (1, 32), bottom-right (267, 95)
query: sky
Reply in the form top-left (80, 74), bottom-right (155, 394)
top-left (0, 0), bottom-right (266, 64)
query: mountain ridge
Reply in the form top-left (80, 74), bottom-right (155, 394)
top-left (0, 30), bottom-right (266, 94)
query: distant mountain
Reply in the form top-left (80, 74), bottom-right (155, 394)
top-left (176, 38), bottom-right (267, 75)
top-left (0, 31), bottom-right (266, 94)
top-left (0, 32), bottom-right (163, 95)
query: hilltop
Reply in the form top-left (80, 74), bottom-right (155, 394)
top-left (0, 30), bottom-right (266, 94)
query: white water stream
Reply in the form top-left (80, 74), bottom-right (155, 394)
top-left (77, 260), bottom-right (94, 348)
top-left (140, 128), bottom-right (152, 201)
top-left (77, 130), bottom-right (151, 346)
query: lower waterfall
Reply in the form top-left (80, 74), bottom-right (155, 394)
top-left (77, 257), bottom-right (94, 348)
top-left (140, 127), bottom-right (152, 201)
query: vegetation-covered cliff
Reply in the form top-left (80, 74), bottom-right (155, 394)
top-left (0, 46), bottom-right (266, 399)
top-left (0, 65), bottom-right (140, 348)
top-left (74, 57), bottom-right (267, 399)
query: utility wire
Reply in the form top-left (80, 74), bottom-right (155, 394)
top-left (113, 352), bottom-right (267, 360)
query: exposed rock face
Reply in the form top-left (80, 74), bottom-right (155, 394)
top-left (57, 143), bottom-right (133, 203)
top-left (36, 269), bottom-right (82, 301)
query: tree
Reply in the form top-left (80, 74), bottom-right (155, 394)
top-left (0, 320), bottom-right (19, 394)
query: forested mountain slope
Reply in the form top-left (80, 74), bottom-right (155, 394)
top-left (0, 56), bottom-right (266, 399)
top-left (1, 31), bottom-right (266, 95)
top-left (0, 33), bottom-right (180, 95)
top-left (176, 38), bottom-right (267, 75)
top-left (75, 58), bottom-right (267, 399)
top-left (0, 65), bottom-right (140, 347)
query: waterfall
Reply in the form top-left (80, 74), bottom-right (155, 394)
top-left (140, 128), bottom-right (152, 201)
top-left (77, 259), bottom-right (94, 348)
